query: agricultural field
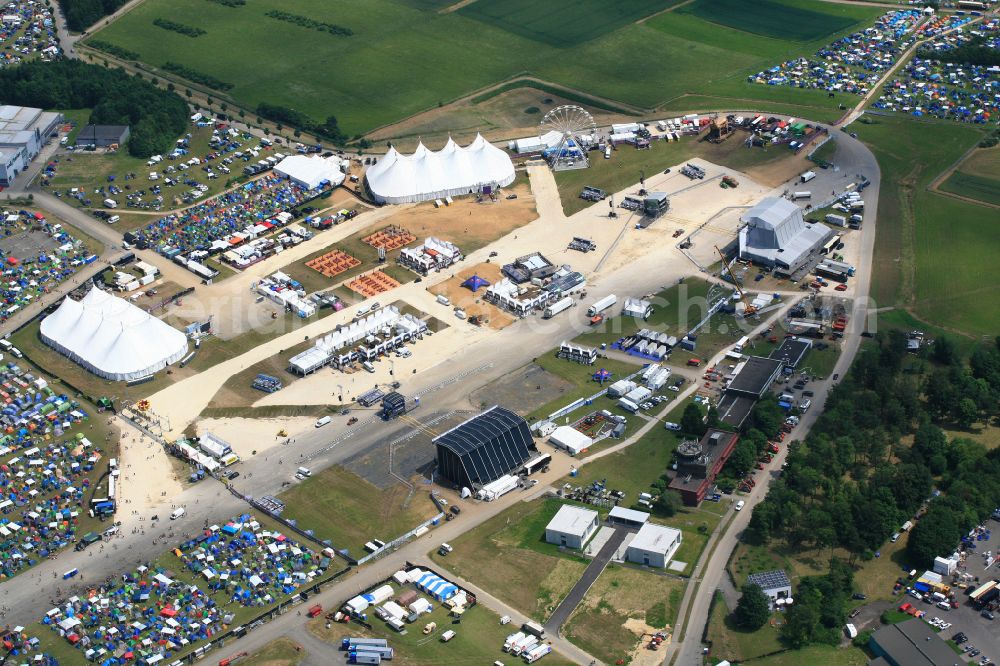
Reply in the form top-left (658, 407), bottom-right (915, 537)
top-left (87, 0), bottom-right (879, 137)
top-left (564, 564), bottom-right (684, 665)
top-left (430, 497), bottom-right (590, 622)
top-left (938, 146), bottom-right (1000, 206)
top-left (457, 0), bottom-right (683, 47)
top-left (680, 0), bottom-right (855, 41)
top-left (850, 116), bottom-right (994, 336)
top-left (278, 465), bottom-right (440, 560)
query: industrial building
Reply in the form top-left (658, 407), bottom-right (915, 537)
top-left (433, 406), bottom-right (536, 490)
top-left (738, 198), bottom-right (833, 275)
top-left (0, 105), bottom-right (63, 186)
top-left (484, 269), bottom-right (585, 317)
top-left (768, 336), bottom-right (812, 369)
top-left (502, 252), bottom-right (554, 284)
top-left (75, 125), bottom-right (130, 148)
top-left (716, 356), bottom-right (784, 427)
top-left (643, 192), bottom-right (670, 218)
top-left (668, 429), bottom-right (740, 506)
top-left (868, 618), bottom-right (958, 666)
top-left (625, 523), bottom-right (682, 568)
top-left (745, 570), bottom-right (792, 610)
top-left (545, 504), bottom-right (599, 549)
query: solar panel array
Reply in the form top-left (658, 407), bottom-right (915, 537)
top-left (746, 569), bottom-right (791, 592)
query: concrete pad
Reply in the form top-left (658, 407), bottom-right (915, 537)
top-left (668, 560), bottom-right (688, 573)
top-left (613, 532), bottom-right (637, 562)
top-left (583, 525), bottom-right (616, 557)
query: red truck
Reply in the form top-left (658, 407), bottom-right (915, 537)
top-left (307, 604), bottom-right (323, 618)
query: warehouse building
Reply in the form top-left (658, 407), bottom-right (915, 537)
top-left (545, 504), bottom-right (599, 549)
top-left (746, 570), bottom-right (792, 610)
top-left (768, 336), bottom-right (812, 369)
top-left (739, 197), bottom-right (833, 275)
top-left (668, 429), bottom-right (740, 506)
top-left (626, 523), bottom-right (682, 568)
top-left (716, 356), bottom-right (784, 427)
top-left (433, 406), bottom-right (536, 491)
top-left (868, 618), bottom-right (958, 666)
top-left (75, 125), bottom-right (130, 148)
top-left (0, 105), bottom-right (63, 186)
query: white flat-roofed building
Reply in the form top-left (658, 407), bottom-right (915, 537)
top-left (626, 523), bottom-right (682, 568)
top-left (0, 105), bottom-right (63, 186)
top-left (545, 504), bottom-right (599, 549)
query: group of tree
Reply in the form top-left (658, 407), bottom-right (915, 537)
top-left (256, 103), bottom-right (346, 144)
top-left (0, 60), bottom-right (188, 158)
top-left (152, 18), bottom-right (206, 38)
top-left (264, 10), bottom-right (353, 37)
top-left (734, 331), bottom-right (1000, 648)
top-left (58, 0), bottom-right (128, 32)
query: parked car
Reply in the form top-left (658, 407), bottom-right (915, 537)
top-left (852, 593), bottom-right (867, 600)
top-left (982, 610), bottom-right (995, 621)
top-left (735, 500), bottom-right (746, 511)
top-left (664, 422), bottom-right (681, 431)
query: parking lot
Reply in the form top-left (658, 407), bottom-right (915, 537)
top-left (946, 522), bottom-right (1000, 663)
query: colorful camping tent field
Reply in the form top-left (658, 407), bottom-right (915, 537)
top-left (40, 514), bottom-right (331, 663)
top-left (0, 361), bottom-right (102, 579)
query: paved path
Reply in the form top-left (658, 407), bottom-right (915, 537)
top-left (545, 527), bottom-right (627, 637)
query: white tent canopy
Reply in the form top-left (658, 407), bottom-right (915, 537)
top-left (549, 426), bottom-right (593, 455)
top-left (365, 134), bottom-right (516, 204)
top-left (274, 154), bottom-right (346, 190)
top-left (40, 286), bottom-right (188, 381)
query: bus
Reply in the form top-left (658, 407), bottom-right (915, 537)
top-left (822, 234), bottom-right (842, 256)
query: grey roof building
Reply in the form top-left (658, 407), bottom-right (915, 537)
top-left (76, 125), bottom-right (130, 148)
top-left (545, 504), bottom-right (599, 549)
top-left (868, 618), bottom-right (961, 666)
top-left (0, 105), bottom-right (63, 186)
top-left (768, 337), bottom-right (813, 368)
top-left (739, 197), bottom-right (833, 274)
top-left (726, 356), bottom-right (783, 398)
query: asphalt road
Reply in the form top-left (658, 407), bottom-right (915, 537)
top-left (545, 527), bottom-right (627, 636)
top-left (665, 124), bottom-right (882, 666)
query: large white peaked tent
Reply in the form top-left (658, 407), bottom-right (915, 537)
top-left (365, 134), bottom-right (516, 205)
top-left (40, 286), bottom-right (189, 381)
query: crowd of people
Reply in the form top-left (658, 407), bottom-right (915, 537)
top-left (0, 363), bottom-right (103, 579)
top-left (0, 209), bottom-right (97, 324)
top-left (0, 1), bottom-right (60, 69)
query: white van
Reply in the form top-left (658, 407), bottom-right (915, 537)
top-left (296, 466), bottom-right (311, 478)
top-left (103, 198), bottom-right (117, 209)
top-left (799, 399), bottom-right (811, 412)
top-left (315, 416), bottom-right (331, 428)
top-left (0, 340), bottom-right (11, 352)
top-left (436, 294), bottom-right (450, 306)
top-left (170, 507), bottom-right (185, 520)
top-left (362, 361), bottom-right (376, 373)
top-left (9, 347), bottom-right (23, 359)
top-left (107, 215), bottom-right (120, 224)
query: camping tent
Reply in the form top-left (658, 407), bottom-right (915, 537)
top-left (274, 155), bottom-right (346, 190)
top-left (40, 286), bottom-right (188, 381)
top-left (365, 135), bottom-right (516, 205)
top-left (461, 275), bottom-right (490, 292)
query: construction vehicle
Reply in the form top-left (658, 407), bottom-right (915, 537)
top-left (715, 245), bottom-right (756, 316)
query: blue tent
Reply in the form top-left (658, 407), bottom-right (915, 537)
top-left (461, 275), bottom-right (490, 292)
top-left (592, 368), bottom-right (612, 383)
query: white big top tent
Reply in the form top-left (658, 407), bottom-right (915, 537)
top-left (364, 134), bottom-right (516, 205)
top-left (40, 286), bottom-right (189, 381)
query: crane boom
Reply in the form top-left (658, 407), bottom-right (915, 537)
top-left (715, 246), bottom-right (757, 316)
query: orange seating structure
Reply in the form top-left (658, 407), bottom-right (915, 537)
top-left (362, 225), bottom-right (416, 252)
top-left (347, 270), bottom-right (401, 297)
top-left (305, 250), bottom-right (361, 278)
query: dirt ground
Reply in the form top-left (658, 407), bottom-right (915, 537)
top-left (428, 262), bottom-right (514, 329)
top-left (378, 175), bottom-right (537, 254)
top-left (196, 416), bottom-right (318, 458)
top-left (468, 363), bottom-right (572, 415)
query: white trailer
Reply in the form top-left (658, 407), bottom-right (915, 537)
top-left (825, 214), bottom-right (847, 227)
top-left (587, 294), bottom-right (617, 317)
top-left (504, 632), bottom-right (527, 652)
top-left (792, 191), bottom-right (811, 200)
top-left (511, 636), bottom-right (538, 656)
top-left (800, 170), bottom-right (816, 183)
top-left (543, 297), bottom-right (574, 319)
top-left (524, 643), bottom-right (552, 663)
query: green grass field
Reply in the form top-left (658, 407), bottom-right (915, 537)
top-left (565, 564), bottom-right (684, 664)
top-left (680, 0), bottom-right (855, 41)
top-left (89, 0), bottom-right (879, 137)
top-left (849, 116), bottom-right (992, 336)
top-left (243, 638), bottom-right (304, 666)
top-left (278, 465), bottom-right (439, 559)
top-left (939, 171), bottom-right (1000, 206)
top-left (458, 0), bottom-right (682, 47)
top-left (431, 497), bottom-right (590, 621)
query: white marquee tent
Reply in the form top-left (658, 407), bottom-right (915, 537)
top-left (274, 155), bottom-right (346, 190)
top-left (365, 134), bottom-right (515, 205)
top-left (40, 286), bottom-right (189, 381)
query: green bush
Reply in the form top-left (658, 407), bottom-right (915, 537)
top-left (264, 10), bottom-right (352, 37)
top-left (152, 18), bottom-right (206, 37)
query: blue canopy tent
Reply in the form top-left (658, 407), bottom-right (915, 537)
top-left (461, 275), bottom-right (490, 292)
top-left (592, 368), bottom-right (612, 383)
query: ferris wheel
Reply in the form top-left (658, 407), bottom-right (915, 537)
top-left (539, 105), bottom-right (596, 171)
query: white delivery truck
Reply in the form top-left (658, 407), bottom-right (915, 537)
top-left (800, 170), bottom-right (816, 183)
top-left (170, 507), bottom-right (185, 520)
top-left (103, 198), bottom-right (118, 209)
top-left (792, 191), bottom-right (812, 200)
top-left (587, 294), bottom-right (617, 317)
top-left (543, 297), bottom-right (574, 319)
